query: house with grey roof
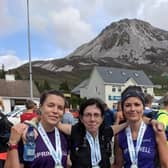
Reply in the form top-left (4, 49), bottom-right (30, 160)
top-left (0, 74), bottom-right (40, 113)
top-left (72, 66), bottom-right (154, 108)
top-left (71, 79), bottom-right (89, 96)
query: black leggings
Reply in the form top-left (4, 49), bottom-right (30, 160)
top-left (0, 160), bottom-right (5, 168)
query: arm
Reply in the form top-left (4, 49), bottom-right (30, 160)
top-left (57, 122), bottom-right (72, 135)
top-left (155, 129), bottom-right (168, 168)
top-left (24, 117), bottom-right (39, 129)
top-left (114, 112), bottom-right (120, 125)
top-left (25, 117), bottom-right (73, 135)
top-left (143, 116), bottom-right (164, 131)
top-left (4, 150), bottom-right (24, 168)
top-left (4, 124), bottom-right (27, 168)
top-left (111, 135), bottom-right (124, 168)
top-left (111, 122), bottom-right (127, 135)
top-left (66, 154), bottom-right (72, 168)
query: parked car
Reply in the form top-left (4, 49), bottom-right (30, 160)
top-left (151, 102), bottom-right (160, 112)
top-left (71, 109), bottom-right (79, 124)
top-left (6, 107), bottom-right (26, 125)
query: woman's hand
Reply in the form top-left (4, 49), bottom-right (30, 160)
top-left (22, 123), bottom-right (38, 142)
top-left (150, 119), bottom-right (165, 132)
top-left (9, 123), bottom-right (27, 145)
top-left (143, 116), bottom-right (164, 132)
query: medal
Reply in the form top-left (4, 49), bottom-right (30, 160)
top-left (126, 122), bottom-right (146, 168)
top-left (92, 166), bottom-right (100, 168)
top-left (55, 165), bottom-right (63, 168)
top-left (38, 124), bottom-right (63, 167)
top-left (86, 132), bottom-right (101, 166)
top-left (130, 164), bottom-right (138, 168)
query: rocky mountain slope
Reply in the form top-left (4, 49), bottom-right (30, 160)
top-left (67, 19), bottom-right (168, 65)
top-left (11, 18), bottom-right (168, 90)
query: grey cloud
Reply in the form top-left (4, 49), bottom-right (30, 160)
top-left (0, 1), bottom-right (17, 36)
top-left (103, 0), bottom-right (142, 18)
top-left (26, 1), bottom-right (95, 50)
top-left (1, 0), bottom-right (168, 57)
top-left (102, 0), bottom-right (168, 30)
top-left (49, 7), bottom-right (95, 49)
top-left (140, 0), bottom-right (168, 30)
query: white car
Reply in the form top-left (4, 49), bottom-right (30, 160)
top-left (6, 108), bottom-right (26, 125)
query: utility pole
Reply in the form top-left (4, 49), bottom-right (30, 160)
top-left (26, 0), bottom-right (33, 98)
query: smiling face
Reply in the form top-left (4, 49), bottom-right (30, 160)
top-left (123, 97), bottom-right (144, 122)
top-left (81, 104), bottom-right (103, 137)
top-left (40, 94), bottom-right (65, 130)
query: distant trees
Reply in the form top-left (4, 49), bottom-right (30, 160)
top-left (59, 80), bottom-right (70, 92)
top-left (34, 79), bottom-right (84, 109)
top-left (70, 95), bottom-right (86, 109)
top-left (34, 80), bottom-right (70, 93)
top-left (0, 64), bottom-right (5, 79)
top-left (15, 70), bottom-right (23, 80)
top-left (34, 79), bottom-right (52, 92)
top-left (59, 80), bottom-right (85, 109)
top-left (152, 75), bottom-right (168, 95)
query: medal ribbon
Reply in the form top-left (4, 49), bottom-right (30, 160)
top-left (38, 123), bottom-right (62, 165)
top-left (126, 121), bottom-right (146, 165)
top-left (86, 131), bottom-right (101, 166)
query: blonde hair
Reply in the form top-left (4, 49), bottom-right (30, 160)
top-left (0, 97), bottom-right (5, 111)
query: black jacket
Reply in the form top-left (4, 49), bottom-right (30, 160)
top-left (70, 123), bottom-right (113, 168)
top-left (0, 112), bottom-right (13, 153)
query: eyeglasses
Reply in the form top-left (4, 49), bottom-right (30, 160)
top-left (83, 113), bottom-right (102, 119)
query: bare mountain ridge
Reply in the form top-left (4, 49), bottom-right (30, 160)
top-left (13, 18), bottom-right (168, 89)
top-left (67, 18), bottom-right (168, 64)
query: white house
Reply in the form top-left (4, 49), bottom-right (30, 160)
top-left (72, 66), bottom-right (154, 108)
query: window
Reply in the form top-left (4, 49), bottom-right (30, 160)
top-left (112, 87), bottom-right (116, 92)
top-left (118, 87), bottom-right (121, 92)
top-left (134, 72), bottom-right (139, 77)
top-left (108, 95), bottom-right (113, 100)
top-left (121, 72), bottom-right (126, 76)
top-left (144, 89), bottom-right (147, 93)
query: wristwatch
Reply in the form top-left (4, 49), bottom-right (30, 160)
top-left (7, 142), bottom-right (18, 151)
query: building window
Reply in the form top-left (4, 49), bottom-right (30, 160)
top-left (118, 87), bottom-right (121, 92)
top-left (108, 95), bottom-right (113, 100)
top-left (134, 72), bottom-right (139, 77)
top-left (121, 71), bottom-right (126, 76)
top-left (144, 89), bottom-right (147, 93)
top-left (112, 87), bottom-right (116, 92)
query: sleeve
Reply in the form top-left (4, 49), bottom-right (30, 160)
top-left (71, 124), bottom-right (79, 138)
top-left (105, 126), bottom-right (114, 140)
top-left (70, 123), bottom-right (86, 143)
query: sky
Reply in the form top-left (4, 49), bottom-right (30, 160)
top-left (0, 0), bottom-right (168, 70)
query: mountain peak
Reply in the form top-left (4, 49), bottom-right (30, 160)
top-left (67, 18), bottom-right (168, 65)
top-left (15, 19), bottom-right (168, 90)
